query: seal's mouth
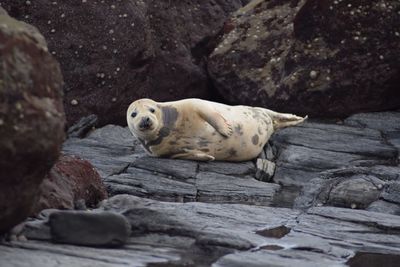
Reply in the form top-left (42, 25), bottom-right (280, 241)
top-left (138, 116), bottom-right (153, 131)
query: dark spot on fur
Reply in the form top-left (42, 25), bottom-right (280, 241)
top-left (143, 127), bottom-right (170, 151)
top-left (161, 106), bottom-right (178, 128)
top-left (258, 126), bottom-right (263, 135)
top-left (197, 138), bottom-right (210, 147)
top-left (252, 134), bottom-right (259, 145)
top-left (234, 124), bottom-right (244, 135)
top-left (201, 148), bottom-right (210, 152)
top-left (228, 148), bottom-right (237, 157)
top-left (169, 141), bottom-right (178, 145)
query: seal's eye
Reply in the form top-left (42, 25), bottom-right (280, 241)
top-left (131, 111), bottom-right (137, 118)
top-left (149, 108), bottom-right (155, 113)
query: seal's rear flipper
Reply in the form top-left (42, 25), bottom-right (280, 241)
top-left (266, 110), bottom-right (308, 130)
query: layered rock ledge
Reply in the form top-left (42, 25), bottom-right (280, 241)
top-left (1, 111), bottom-right (399, 266)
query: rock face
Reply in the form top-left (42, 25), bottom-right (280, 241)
top-left (1, 110), bottom-right (400, 266)
top-left (32, 155), bottom-right (108, 215)
top-left (1, 0), bottom-right (244, 126)
top-left (0, 9), bottom-right (65, 233)
top-left (208, 0), bottom-right (400, 117)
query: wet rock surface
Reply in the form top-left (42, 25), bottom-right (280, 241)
top-left (0, 8), bottom-right (65, 233)
top-left (1, 111), bottom-right (399, 266)
top-left (0, 0), bottom-right (244, 126)
top-left (208, 0), bottom-right (400, 117)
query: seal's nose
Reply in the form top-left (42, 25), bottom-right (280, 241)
top-left (139, 116), bottom-right (152, 130)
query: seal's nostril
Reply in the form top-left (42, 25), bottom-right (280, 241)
top-left (145, 117), bottom-right (150, 122)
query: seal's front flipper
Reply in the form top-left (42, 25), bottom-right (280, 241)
top-left (197, 109), bottom-right (233, 138)
top-left (171, 149), bottom-right (215, 161)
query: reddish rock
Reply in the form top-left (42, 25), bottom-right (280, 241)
top-left (208, 0), bottom-right (400, 117)
top-left (1, 0), bottom-right (243, 126)
top-left (0, 8), bottom-right (65, 233)
top-left (33, 155), bottom-right (108, 214)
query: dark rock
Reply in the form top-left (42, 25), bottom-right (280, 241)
top-left (0, 10), bottom-right (65, 233)
top-left (1, 0), bottom-right (244, 126)
top-left (67, 114), bottom-right (98, 138)
top-left (208, 0), bottom-right (400, 118)
top-left (49, 210), bottom-right (130, 247)
top-left (32, 155), bottom-right (108, 215)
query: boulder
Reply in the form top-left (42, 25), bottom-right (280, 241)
top-left (1, 0), bottom-right (244, 126)
top-left (208, 0), bottom-right (400, 117)
top-left (32, 155), bottom-right (108, 215)
top-left (0, 9), bottom-right (65, 233)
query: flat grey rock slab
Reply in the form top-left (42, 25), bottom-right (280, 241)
top-left (271, 121), bottom-right (398, 187)
top-left (63, 126), bottom-right (279, 206)
top-left (63, 125), bottom-right (140, 178)
top-left (2, 195), bottom-right (400, 267)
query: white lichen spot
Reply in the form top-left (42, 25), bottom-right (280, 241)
top-left (377, 184), bottom-right (383, 190)
top-left (111, 97), bottom-right (117, 102)
top-left (47, 20), bottom-right (51, 24)
top-left (326, 76), bottom-right (331, 81)
top-left (50, 29), bottom-right (56, 33)
top-left (26, 0), bottom-right (31, 5)
top-left (109, 29), bottom-right (114, 34)
top-left (111, 5), bottom-right (115, 9)
top-left (350, 203), bottom-right (357, 209)
top-left (102, 45), bottom-right (107, 50)
top-left (309, 70), bottom-right (318, 79)
top-left (45, 111), bottom-right (52, 118)
top-left (0, 119), bottom-right (3, 126)
top-left (16, 103), bottom-right (22, 110)
top-left (61, 13), bottom-right (65, 18)
top-left (82, 0), bottom-right (87, 3)
top-left (71, 99), bottom-right (79, 106)
top-left (379, 55), bottom-right (384, 60)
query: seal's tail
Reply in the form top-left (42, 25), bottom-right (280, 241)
top-left (265, 110), bottom-right (308, 130)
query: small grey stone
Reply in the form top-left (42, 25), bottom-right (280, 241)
top-left (49, 210), bottom-right (131, 247)
top-left (255, 159), bottom-right (275, 182)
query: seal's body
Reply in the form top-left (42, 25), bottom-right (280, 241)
top-left (127, 98), bottom-right (306, 162)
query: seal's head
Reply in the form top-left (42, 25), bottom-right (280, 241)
top-left (127, 99), bottom-right (161, 139)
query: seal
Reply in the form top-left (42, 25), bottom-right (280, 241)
top-left (126, 98), bottom-right (307, 162)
